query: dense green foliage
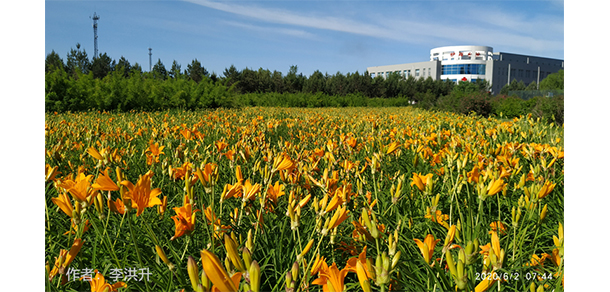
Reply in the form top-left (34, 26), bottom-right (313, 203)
top-left (45, 46), bottom-right (564, 123)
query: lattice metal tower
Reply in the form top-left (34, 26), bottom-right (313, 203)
top-left (91, 12), bottom-right (100, 58)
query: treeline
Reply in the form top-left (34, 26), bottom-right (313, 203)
top-left (45, 45), bottom-right (564, 123)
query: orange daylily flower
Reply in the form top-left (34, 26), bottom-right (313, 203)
top-left (63, 220), bottom-right (90, 236)
top-left (411, 173), bottom-right (433, 192)
top-left (345, 246), bottom-right (372, 279)
top-left (51, 192), bottom-right (74, 218)
top-left (486, 178), bottom-right (505, 196)
top-left (537, 180), bottom-right (556, 199)
top-left (45, 164), bottom-right (60, 182)
top-left (145, 141), bottom-right (165, 165)
top-left (489, 221), bottom-right (507, 235)
top-left (241, 179), bottom-right (262, 202)
top-left (425, 208), bottom-right (450, 229)
top-left (266, 181), bottom-right (286, 207)
top-left (92, 168), bottom-right (119, 191)
top-left (467, 166), bottom-right (481, 183)
top-left (120, 170), bottom-right (162, 216)
top-left (386, 141), bottom-right (400, 155)
top-left (84, 269), bottom-right (127, 292)
top-left (57, 172), bottom-right (96, 205)
top-left (107, 198), bottom-right (126, 215)
top-left (474, 271), bottom-right (498, 292)
top-left (200, 249), bottom-right (241, 292)
top-left (312, 261), bottom-right (349, 292)
top-left (195, 163), bottom-right (217, 192)
top-left (170, 203), bottom-right (200, 240)
top-left (87, 146), bottom-right (104, 161)
top-left (328, 205), bottom-right (349, 230)
top-left (204, 206), bottom-right (231, 239)
top-left (414, 234), bottom-right (440, 265)
top-left (272, 153), bottom-right (294, 172)
top-left (49, 238), bottom-right (85, 283)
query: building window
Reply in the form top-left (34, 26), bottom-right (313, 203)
top-left (415, 69), bottom-right (420, 77)
top-left (371, 73), bottom-right (375, 78)
top-left (429, 68), bottom-right (431, 76)
top-left (407, 69), bottom-right (411, 76)
top-left (441, 64), bottom-right (486, 75)
top-left (526, 70), bottom-right (531, 78)
top-left (518, 69), bottom-right (523, 77)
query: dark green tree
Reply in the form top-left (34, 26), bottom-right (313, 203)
top-left (169, 60), bottom-right (182, 79)
top-left (116, 56), bottom-right (131, 78)
top-left (499, 79), bottom-right (527, 95)
top-left (328, 71), bottom-right (348, 96)
top-left (91, 52), bottom-right (114, 79)
top-left (284, 65), bottom-right (304, 93)
top-left (526, 80), bottom-right (538, 91)
top-left (152, 59), bottom-right (168, 80)
top-left (539, 69), bottom-right (563, 90)
top-left (131, 62), bottom-right (143, 75)
top-left (46, 50), bottom-right (65, 73)
top-left (271, 70), bottom-right (285, 93)
top-left (303, 70), bottom-right (327, 94)
top-left (66, 43), bottom-right (91, 77)
top-left (186, 59), bottom-right (208, 83)
top-left (223, 65), bottom-right (241, 89)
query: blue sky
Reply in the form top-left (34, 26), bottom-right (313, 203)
top-left (45, 0), bottom-right (564, 77)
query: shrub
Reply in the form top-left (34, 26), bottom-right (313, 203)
top-left (492, 95), bottom-right (525, 119)
top-left (458, 92), bottom-right (493, 117)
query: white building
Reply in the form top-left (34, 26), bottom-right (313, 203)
top-left (366, 45), bottom-right (564, 94)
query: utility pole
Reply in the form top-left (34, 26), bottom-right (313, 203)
top-left (149, 48), bottom-right (152, 72)
top-left (91, 12), bottom-right (100, 59)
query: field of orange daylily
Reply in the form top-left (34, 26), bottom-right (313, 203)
top-left (45, 107), bottom-right (564, 292)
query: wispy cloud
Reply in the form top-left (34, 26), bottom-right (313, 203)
top-left (182, 0), bottom-right (563, 56)
top-left (183, 0), bottom-right (393, 38)
top-left (221, 20), bottom-right (317, 40)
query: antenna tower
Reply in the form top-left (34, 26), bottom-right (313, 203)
top-left (149, 48), bottom-right (152, 72)
top-left (91, 12), bottom-right (100, 58)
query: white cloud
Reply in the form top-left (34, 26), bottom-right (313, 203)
top-left (221, 20), bottom-right (318, 40)
top-left (183, 0), bottom-right (563, 56)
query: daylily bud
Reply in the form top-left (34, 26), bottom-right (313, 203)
top-left (444, 225), bottom-right (456, 248)
top-left (200, 267), bottom-right (210, 292)
top-left (224, 234), bottom-right (246, 272)
top-left (246, 229), bottom-right (254, 251)
top-left (540, 204), bottom-right (548, 222)
top-left (457, 259), bottom-right (466, 290)
top-left (250, 260), bottom-right (261, 292)
top-left (391, 250), bottom-right (401, 270)
top-left (361, 208), bottom-right (372, 230)
top-left (529, 282), bottom-right (536, 292)
top-left (369, 212), bottom-right (379, 239)
top-left (187, 256), bottom-right (200, 290)
top-left (285, 271), bottom-right (293, 291)
top-left (242, 247), bottom-right (252, 271)
top-left (155, 245), bottom-right (174, 271)
top-left (382, 252), bottom-right (391, 272)
top-left (446, 249), bottom-right (457, 280)
top-left (291, 262), bottom-right (299, 283)
top-left (356, 261), bottom-right (372, 292)
top-left (366, 258), bottom-right (376, 279)
top-left (298, 239), bottom-right (314, 263)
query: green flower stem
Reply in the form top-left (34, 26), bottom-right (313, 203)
top-left (127, 213), bottom-right (151, 292)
